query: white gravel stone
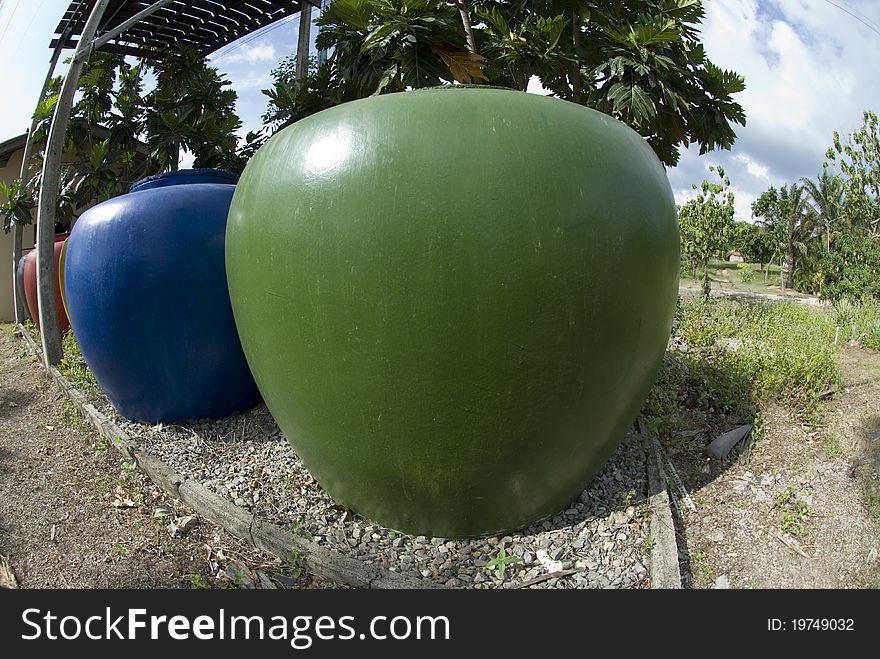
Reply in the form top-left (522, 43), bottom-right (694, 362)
top-left (101, 397), bottom-right (653, 590)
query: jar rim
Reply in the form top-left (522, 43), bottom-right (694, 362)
top-left (130, 168), bottom-right (239, 193)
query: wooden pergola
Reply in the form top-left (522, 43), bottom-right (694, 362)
top-left (13, 0), bottom-right (322, 366)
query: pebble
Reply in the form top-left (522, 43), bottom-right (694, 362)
top-left (107, 400), bottom-right (653, 590)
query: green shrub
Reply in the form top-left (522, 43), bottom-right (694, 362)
top-left (737, 263), bottom-right (755, 283)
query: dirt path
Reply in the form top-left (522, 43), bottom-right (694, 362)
top-left (677, 344), bottom-right (880, 588)
top-left (0, 324), bottom-right (327, 589)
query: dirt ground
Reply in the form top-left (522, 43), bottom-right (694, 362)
top-left (672, 343), bottom-right (880, 588)
top-left (0, 324), bottom-right (329, 589)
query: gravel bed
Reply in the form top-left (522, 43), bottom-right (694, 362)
top-left (97, 398), bottom-right (652, 589)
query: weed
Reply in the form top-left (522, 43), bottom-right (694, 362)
top-left (823, 434), bottom-right (844, 459)
top-left (776, 486), bottom-right (811, 538)
top-left (288, 519), bottom-right (311, 540)
top-left (287, 548), bottom-right (304, 580)
top-left (54, 398), bottom-right (84, 427)
top-left (485, 546), bottom-right (522, 579)
top-left (642, 534), bottom-right (655, 553)
top-left (691, 549), bottom-right (715, 587)
top-left (184, 574), bottom-right (212, 589)
top-left (58, 332), bottom-right (103, 402)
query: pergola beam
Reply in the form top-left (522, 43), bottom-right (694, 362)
top-left (73, 0), bottom-right (175, 62)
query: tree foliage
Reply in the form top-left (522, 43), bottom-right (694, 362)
top-left (800, 168), bottom-right (844, 253)
top-left (730, 220), bottom-right (775, 273)
top-left (827, 109), bottom-right (880, 236)
top-left (678, 165), bottom-right (734, 297)
top-left (265, 0), bottom-right (746, 166)
top-left (4, 47), bottom-right (251, 234)
top-left (816, 231), bottom-right (880, 302)
top-left (144, 46), bottom-right (243, 172)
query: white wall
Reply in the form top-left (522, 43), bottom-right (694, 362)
top-left (0, 148), bottom-right (37, 323)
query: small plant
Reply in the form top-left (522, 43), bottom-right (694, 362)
top-left (184, 574), bottom-right (212, 589)
top-left (54, 398), bottom-right (85, 427)
top-left (287, 548), bottom-right (304, 580)
top-left (288, 519), bottom-right (310, 540)
top-left (823, 434), bottom-right (843, 459)
top-left (691, 549), bottom-right (715, 588)
top-left (642, 534), bottom-right (655, 553)
top-left (751, 410), bottom-right (767, 444)
top-left (485, 546), bottom-right (522, 580)
top-left (776, 486), bottom-right (811, 538)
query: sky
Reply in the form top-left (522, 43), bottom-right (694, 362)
top-left (0, 0), bottom-right (878, 222)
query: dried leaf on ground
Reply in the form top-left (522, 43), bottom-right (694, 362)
top-left (112, 486), bottom-right (136, 508)
top-left (0, 555), bottom-right (19, 589)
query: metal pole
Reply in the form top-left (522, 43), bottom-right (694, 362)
top-left (35, 0), bottom-right (111, 365)
top-left (295, 1), bottom-right (312, 80)
top-left (12, 42), bottom-right (65, 325)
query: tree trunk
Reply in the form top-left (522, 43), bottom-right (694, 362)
top-left (785, 242), bottom-right (795, 290)
top-left (455, 1), bottom-right (479, 56)
top-left (571, 11), bottom-right (582, 103)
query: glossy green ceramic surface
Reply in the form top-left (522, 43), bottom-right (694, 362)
top-left (226, 87), bottom-right (679, 537)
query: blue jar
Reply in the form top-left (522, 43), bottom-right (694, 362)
top-left (64, 169), bottom-right (260, 422)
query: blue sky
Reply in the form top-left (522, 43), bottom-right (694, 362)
top-left (1, 0), bottom-right (879, 221)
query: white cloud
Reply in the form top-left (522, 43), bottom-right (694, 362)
top-left (732, 154), bottom-right (770, 183)
top-left (213, 43), bottom-right (277, 65)
top-left (670, 0), bottom-right (880, 223)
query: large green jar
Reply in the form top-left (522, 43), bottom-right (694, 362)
top-left (226, 87), bottom-right (679, 537)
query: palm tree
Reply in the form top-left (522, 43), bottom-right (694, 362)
top-left (801, 170), bottom-right (844, 253)
top-left (778, 184), bottom-right (814, 289)
top-left (752, 183), bottom-right (815, 290)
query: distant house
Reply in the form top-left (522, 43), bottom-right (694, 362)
top-left (728, 251), bottom-right (745, 263)
top-left (1, 128), bottom-right (149, 322)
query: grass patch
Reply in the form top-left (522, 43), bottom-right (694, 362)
top-left (676, 297), bottom-right (838, 412)
top-left (823, 434), bottom-right (844, 459)
top-left (645, 297), bottom-right (840, 438)
top-left (680, 259), bottom-right (789, 296)
top-left (53, 397), bottom-right (89, 430)
top-left (184, 574), bottom-right (212, 589)
top-left (58, 331), bottom-right (103, 402)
